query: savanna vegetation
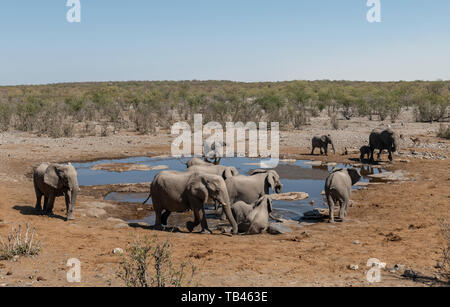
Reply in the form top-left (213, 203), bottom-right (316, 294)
top-left (0, 80), bottom-right (448, 137)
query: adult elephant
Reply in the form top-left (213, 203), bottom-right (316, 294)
top-left (33, 163), bottom-right (79, 220)
top-left (369, 128), bottom-right (399, 162)
top-left (187, 165), bottom-right (239, 180)
top-left (231, 196), bottom-right (273, 234)
top-left (225, 169), bottom-right (282, 204)
top-left (185, 157), bottom-right (212, 168)
top-left (143, 171), bottom-right (238, 234)
top-left (311, 135), bottom-right (336, 155)
top-left (324, 168), bottom-right (361, 223)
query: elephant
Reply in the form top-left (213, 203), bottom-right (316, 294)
top-left (324, 168), bottom-right (361, 223)
top-left (369, 128), bottom-right (399, 162)
top-left (33, 162), bottom-right (79, 220)
top-left (360, 145), bottom-right (372, 161)
top-left (186, 157), bottom-right (213, 168)
top-left (225, 169), bottom-right (282, 204)
top-left (231, 196), bottom-right (273, 234)
top-left (142, 170), bottom-right (238, 234)
top-left (311, 135), bottom-right (336, 155)
top-left (186, 163), bottom-right (239, 179)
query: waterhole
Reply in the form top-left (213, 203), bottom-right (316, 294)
top-left (73, 157), bottom-right (385, 227)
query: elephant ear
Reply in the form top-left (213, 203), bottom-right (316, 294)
top-left (347, 168), bottom-right (362, 185)
top-left (266, 197), bottom-right (273, 213)
top-left (188, 177), bottom-right (209, 202)
top-left (230, 167), bottom-right (239, 176)
top-left (44, 165), bottom-right (62, 189)
top-left (249, 169), bottom-right (268, 176)
top-left (321, 135), bottom-right (328, 143)
top-left (222, 168), bottom-right (234, 180)
top-left (330, 167), bottom-right (344, 174)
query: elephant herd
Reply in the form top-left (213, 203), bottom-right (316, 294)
top-left (31, 127), bottom-right (398, 235)
top-left (312, 128), bottom-right (399, 163)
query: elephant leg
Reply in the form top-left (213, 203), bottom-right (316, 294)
top-left (35, 192), bottom-right (43, 212)
top-left (327, 195), bottom-right (335, 223)
top-left (187, 209), bottom-right (201, 233)
top-left (339, 200), bottom-right (346, 220)
top-left (324, 146), bottom-right (328, 156)
top-left (388, 150), bottom-right (393, 162)
top-left (161, 210), bottom-right (171, 226)
top-left (370, 149), bottom-right (375, 162)
top-left (311, 147), bottom-right (315, 155)
top-left (64, 193), bottom-right (75, 221)
top-left (45, 194), bottom-right (55, 215)
top-left (153, 205), bottom-right (163, 230)
top-left (43, 196), bottom-right (49, 212)
top-left (199, 208), bottom-right (212, 234)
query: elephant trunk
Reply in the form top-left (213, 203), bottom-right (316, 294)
top-left (330, 142), bottom-right (336, 154)
top-left (222, 203), bottom-right (238, 235)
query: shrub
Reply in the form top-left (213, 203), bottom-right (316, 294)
top-left (118, 236), bottom-right (196, 287)
top-left (437, 124), bottom-right (450, 140)
top-left (0, 224), bottom-right (41, 260)
top-left (438, 219), bottom-right (450, 282)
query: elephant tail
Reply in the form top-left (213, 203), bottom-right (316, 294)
top-left (142, 192), bottom-right (152, 205)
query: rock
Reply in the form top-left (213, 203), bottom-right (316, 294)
top-left (114, 223), bottom-right (129, 229)
top-left (348, 264), bottom-right (359, 271)
top-left (6, 271), bottom-right (12, 276)
top-left (106, 217), bottom-right (125, 224)
top-left (353, 240), bottom-right (360, 245)
top-left (270, 192), bottom-right (309, 201)
top-left (112, 248), bottom-right (124, 255)
top-left (86, 208), bottom-right (107, 218)
top-left (91, 163), bottom-right (168, 173)
top-left (36, 276), bottom-right (46, 282)
top-left (12, 256), bottom-right (19, 262)
top-left (368, 171), bottom-right (409, 182)
top-left (403, 269), bottom-right (419, 279)
top-left (0, 283), bottom-right (7, 287)
top-left (267, 224), bottom-right (293, 235)
top-left (305, 161), bottom-right (322, 166)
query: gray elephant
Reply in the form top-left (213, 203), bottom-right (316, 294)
top-left (324, 168), bottom-right (361, 223)
top-left (225, 169), bottom-right (282, 204)
top-left (186, 157), bottom-right (214, 168)
top-left (231, 196), bottom-right (273, 234)
top-left (311, 135), bottom-right (336, 155)
top-left (187, 164), bottom-right (239, 179)
top-left (33, 163), bottom-right (79, 220)
top-left (369, 128), bottom-right (399, 162)
top-left (143, 170), bottom-right (238, 234)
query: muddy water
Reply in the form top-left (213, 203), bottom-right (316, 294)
top-left (73, 157), bottom-right (385, 227)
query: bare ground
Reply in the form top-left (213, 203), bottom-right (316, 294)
top-left (0, 117), bottom-right (449, 287)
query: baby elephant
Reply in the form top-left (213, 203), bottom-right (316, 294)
top-left (324, 168), bottom-right (361, 223)
top-left (33, 163), bottom-right (79, 220)
top-left (231, 196), bottom-right (273, 234)
top-left (360, 145), bottom-right (371, 161)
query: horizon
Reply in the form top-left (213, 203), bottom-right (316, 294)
top-left (1, 1), bottom-right (450, 85)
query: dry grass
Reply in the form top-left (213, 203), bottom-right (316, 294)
top-left (437, 124), bottom-right (450, 140)
top-left (117, 236), bottom-right (196, 287)
top-left (438, 219), bottom-right (450, 281)
top-left (0, 224), bottom-right (41, 260)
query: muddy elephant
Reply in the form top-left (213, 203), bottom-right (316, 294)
top-left (225, 169), bottom-right (282, 204)
top-left (369, 128), bottom-right (399, 162)
top-left (324, 168), bottom-right (361, 223)
top-left (231, 196), bottom-right (273, 234)
top-left (311, 135), bottom-right (336, 155)
top-left (33, 163), bottom-right (79, 220)
top-left (143, 170), bottom-right (238, 234)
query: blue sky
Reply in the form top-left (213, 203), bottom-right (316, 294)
top-left (0, 0), bottom-right (449, 85)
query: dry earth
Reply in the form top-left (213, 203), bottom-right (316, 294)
top-left (0, 116), bottom-right (449, 287)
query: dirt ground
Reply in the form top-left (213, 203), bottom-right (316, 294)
top-left (0, 117), bottom-right (449, 287)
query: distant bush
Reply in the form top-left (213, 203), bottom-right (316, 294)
top-left (437, 124), bottom-right (450, 140)
top-left (0, 80), bottom-right (449, 137)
